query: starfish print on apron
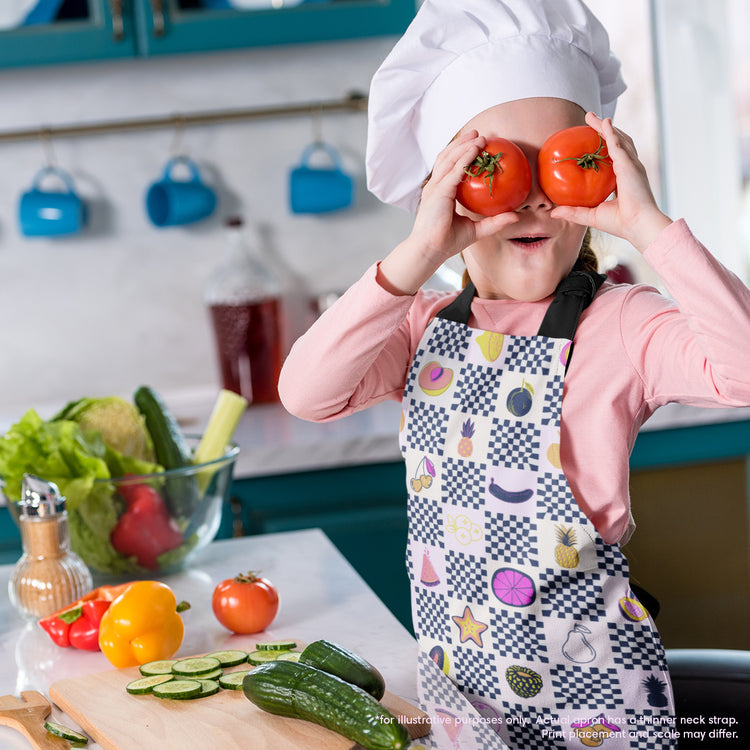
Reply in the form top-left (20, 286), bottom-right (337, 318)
top-left (399, 271), bottom-right (677, 749)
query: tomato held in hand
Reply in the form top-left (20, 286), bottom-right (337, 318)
top-left (212, 572), bottom-right (279, 634)
top-left (456, 138), bottom-right (532, 216)
top-left (538, 125), bottom-right (616, 207)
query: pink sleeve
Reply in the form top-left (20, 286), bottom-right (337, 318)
top-left (278, 263), bottom-right (418, 421)
top-left (623, 219), bottom-right (750, 408)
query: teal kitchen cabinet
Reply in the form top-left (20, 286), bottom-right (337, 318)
top-left (137, 0), bottom-right (416, 58)
top-left (0, 507), bottom-right (22, 565)
top-left (0, 0), bottom-right (415, 69)
top-left (0, 1), bottom-right (136, 69)
top-left (230, 461), bottom-right (414, 634)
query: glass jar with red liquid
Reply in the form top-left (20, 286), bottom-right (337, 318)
top-left (205, 217), bottom-right (283, 404)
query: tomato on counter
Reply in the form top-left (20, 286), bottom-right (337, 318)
top-left (212, 572), bottom-right (279, 634)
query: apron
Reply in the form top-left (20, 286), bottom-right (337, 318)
top-left (399, 270), bottom-right (677, 750)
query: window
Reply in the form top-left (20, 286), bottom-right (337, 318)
top-left (651, 0), bottom-right (746, 280)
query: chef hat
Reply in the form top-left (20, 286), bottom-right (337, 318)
top-left (366, 0), bottom-right (626, 211)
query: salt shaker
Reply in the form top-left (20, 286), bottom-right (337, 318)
top-left (8, 474), bottom-right (92, 619)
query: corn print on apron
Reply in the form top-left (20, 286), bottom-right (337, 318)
top-left (400, 270), bottom-right (677, 750)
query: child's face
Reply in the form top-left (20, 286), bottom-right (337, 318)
top-left (458, 97), bottom-right (589, 301)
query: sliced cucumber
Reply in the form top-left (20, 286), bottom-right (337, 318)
top-left (44, 721), bottom-right (88, 744)
top-left (276, 651), bottom-right (301, 662)
top-left (205, 649), bottom-right (249, 667)
top-left (255, 639), bottom-right (297, 652)
top-left (140, 659), bottom-right (178, 676)
top-left (194, 666), bottom-right (224, 681)
top-left (152, 679), bottom-right (203, 700)
top-left (248, 650), bottom-right (287, 666)
top-left (126, 674), bottom-right (175, 695)
top-left (172, 656), bottom-right (222, 676)
top-left (188, 679), bottom-right (220, 699)
top-left (219, 670), bottom-right (255, 690)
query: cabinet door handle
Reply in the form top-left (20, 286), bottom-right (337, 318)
top-left (148, 0), bottom-right (166, 37)
top-left (108, 0), bottom-right (124, 41)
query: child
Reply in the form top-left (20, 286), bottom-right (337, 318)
top-left (279, 1), bottom-right (750, 747)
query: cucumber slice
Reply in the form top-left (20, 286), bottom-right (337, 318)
top-left (172, 656), bottom-right (222, 676)
top-left (152, 679), bottom-right (203, 700)
top-left (194, 667), bottom-right (224, 681)
top-left (139, 659), bottom-right (178, 676)
top-left (255, 639), bottom-right (297, 652)
top-left (276, 651), bottom-right (301, 662)
top-left (218, 670), bottom-right (254, 690)
top-left (126, 674), bottom-right (175, 695)
top-left (248, 650), bottom-right (287, 666)
top-left (44, 721), bottom-right (88, 744)
top-left (204, 649), bottom-right (249, 667)
top-left (188, 679), bottom-right (220, 699)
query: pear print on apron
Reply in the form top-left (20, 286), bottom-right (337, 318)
top-left (400, 271), bottom-right (677, 750)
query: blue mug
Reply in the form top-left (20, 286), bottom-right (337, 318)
top-left (18, 166), bottom-right (87, 238)
top-left (146, 156), bottom-right (217, 227)
top-left (289, 142), bottom-right (354, 214)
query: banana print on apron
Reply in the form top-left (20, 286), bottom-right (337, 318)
top-left (400, 271), bottom-right (677, 749)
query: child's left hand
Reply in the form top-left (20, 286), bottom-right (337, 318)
top-left (550, 113), bottom-right (671, 252)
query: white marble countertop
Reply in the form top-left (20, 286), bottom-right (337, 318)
top-left (0, 528), bottom-right (421, 750)
top-left (141, 387), bottom-right (750, 479)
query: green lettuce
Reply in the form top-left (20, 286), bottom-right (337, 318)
top-left (0, 409), bottom-right (163, 573)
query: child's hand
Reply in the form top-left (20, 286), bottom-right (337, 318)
top-left (550, 113), bottom-right (671, 253)
top-left (378, 131), bottom-right (519, 295)
top-left (415, 130), bottom-right (520, 257)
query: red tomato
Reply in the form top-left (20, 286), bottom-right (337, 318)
top-left (211, 572), bottom-right (279, 634)
top-left (538, 125), bottom-right (616, 207)
top-left (456, 138), bottom-right (532, 216)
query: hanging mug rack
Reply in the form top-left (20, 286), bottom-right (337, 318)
top-left (0, 90), bottom-right (368, 144)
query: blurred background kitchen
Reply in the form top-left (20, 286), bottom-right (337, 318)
top-left (2, 0), bottom-right (750, 657)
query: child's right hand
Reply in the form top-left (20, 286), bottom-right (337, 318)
top-left (378, 130), bottom-right (520, 296)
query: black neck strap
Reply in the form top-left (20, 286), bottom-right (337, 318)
top-left (436, 267), bottom-right (605, 360)
top-left (536, 269), bottom-right (606, 340)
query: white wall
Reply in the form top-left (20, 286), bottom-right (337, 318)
top-left (0, 38), bottom-right (414, 415)
top-left (0, 2), bottom-right (659, 417)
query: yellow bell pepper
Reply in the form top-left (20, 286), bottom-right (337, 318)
top-left (98, 580), bottom-right (189, 668)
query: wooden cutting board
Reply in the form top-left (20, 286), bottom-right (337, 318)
top-left (49, 645), bottom-right (430, 750)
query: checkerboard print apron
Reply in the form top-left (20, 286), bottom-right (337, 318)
top-left (400, 271), bottom-right (677, 749)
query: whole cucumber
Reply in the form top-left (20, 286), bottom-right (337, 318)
top-left (243, 661), bottom-right (409, 750)
top-left (299, 639), bottom-right (386, 700)
top-left (134, 385), bottom-right (199, 521)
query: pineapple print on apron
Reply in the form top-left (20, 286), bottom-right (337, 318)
top-left (400, 271), bottom-right (677, 750)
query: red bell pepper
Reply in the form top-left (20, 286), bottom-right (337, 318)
top-left (38, 582), bottom-right (132, 651)
top-left (110, 484), bottom-right (183, 570)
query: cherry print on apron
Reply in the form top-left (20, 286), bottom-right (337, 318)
top-left (400, 271), bottom-right (677, 749)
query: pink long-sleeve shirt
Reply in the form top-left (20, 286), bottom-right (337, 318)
top-left (279, 220), bottom-right (750, 543)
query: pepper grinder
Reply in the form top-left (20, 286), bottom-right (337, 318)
top-left (8, 474), bottom-right (92, 619)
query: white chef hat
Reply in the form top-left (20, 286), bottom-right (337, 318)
top-left (366, 0), bottom-right (626, 212)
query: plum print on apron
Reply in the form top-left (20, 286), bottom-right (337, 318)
top-left (399, 272), bottom-right (677, 749)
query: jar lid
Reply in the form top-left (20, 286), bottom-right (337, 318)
top-left (19, 474), bottom-right (66, 517)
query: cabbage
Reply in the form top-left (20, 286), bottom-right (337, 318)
top-left (53, 396), bottom-right (155, 462)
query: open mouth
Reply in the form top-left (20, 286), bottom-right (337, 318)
top-left (511, 236), bottom-right (550, 247)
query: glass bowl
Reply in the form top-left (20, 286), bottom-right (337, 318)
top-left (8, 436), bottom-right (239, 577)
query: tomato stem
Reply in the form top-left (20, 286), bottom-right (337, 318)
top-left (554, 135), bottom-right (612, 172)
top-left (463, 150), bottom-right (504, 196)
top-left (234, 571), bottom-right (261, 584)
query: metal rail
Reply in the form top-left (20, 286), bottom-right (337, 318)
top-left (0, 91), bottom-right (368, 144)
